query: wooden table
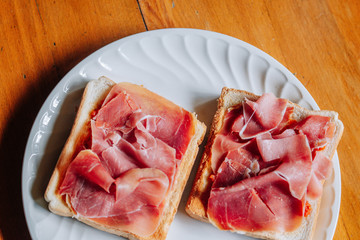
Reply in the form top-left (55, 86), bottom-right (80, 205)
top-left (0, 0), bottom-right (358, 239)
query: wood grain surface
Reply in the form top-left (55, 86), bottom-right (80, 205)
top-left (0, 0), bottom-right (358, 239)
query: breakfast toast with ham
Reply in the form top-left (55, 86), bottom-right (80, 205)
top-left (45, 76), bottom-right (206, 240)
top-left (186, 87), bottom-right (343, 240)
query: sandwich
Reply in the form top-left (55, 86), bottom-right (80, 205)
top-left (186, 87), bottom-right (343, 240)
top-left (45, 76), bottom-right (206, 240)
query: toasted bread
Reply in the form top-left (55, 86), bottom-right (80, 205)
top-left (186, 87), bottom-right (343, 240)
top-left (45, 76), bottom-right (206, 240)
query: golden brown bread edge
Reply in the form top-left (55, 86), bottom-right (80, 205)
top-left (185, 87), bottom-right (344, 240)
top-left (44, 76), bottom-right (207, 240)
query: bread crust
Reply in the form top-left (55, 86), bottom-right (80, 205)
top-left (186, 87), bottom-right (344, 240)
top-left (44, 76), bottom-right (206, 240)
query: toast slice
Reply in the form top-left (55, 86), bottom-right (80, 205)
top-left (45, 76), bottom-right (206, 240)
top-left (186, 87), bottom-right (343, 240)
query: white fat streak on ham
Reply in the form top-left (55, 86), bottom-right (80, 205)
top-left (239, 101), bottom-right (259, 138)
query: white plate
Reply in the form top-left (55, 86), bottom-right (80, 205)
top-left (22, 29), bottom-right (340, 240)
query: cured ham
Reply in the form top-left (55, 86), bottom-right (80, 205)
top-left (271, 106), bottom-right (295, 135)
top-left (272, 129), bottom-right (296, 139)
top-left (114, 168), bottom-right (169, 203)
top-left (60, 150), bottom-right (115, 194)
top-left (208, 172), bottom-right (304, 232)
top-left (60, 82), bottom-right (196, 237)
top-left (61, 168), bottom-right (169, 236)
top-left (116, 129), bottom-right (177, 183)
top-left (101, 146), bottom-right (138, 178)
top-left (213, 148), bottom-right (259, 188)
top-left (240, 93), bottom-right (287, 139)
top-left (257, 134), bottom-right (312, 199)
top-left (307, 151), bottom-right (332, 199)
top-left (231, 115), bottom-right (244, 133)
top-left (121, 110), bottom-right (163, 134)
top-left (207, 92), bottom-right (335, 233)
top-left (105, 83), bottom-right (195, 159)
top-left (91, 120), bottom-right (110, 155)
top-left (96, 91), bottom-right (140, 129)
top-left (96, 205), bottom-right (162, 237)
top-left (295, 115), bottom-right (335, 149)
top-left (210, 134), bottom-right (248, 172)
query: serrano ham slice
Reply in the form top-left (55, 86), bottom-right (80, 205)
top-left (208, 172), bottom-right (304, 232)
top-left (96, 91), bottom-right (140, 129)
top-left (116, 130), bottom-right (177, 184)
top-left (91, 120), bottom-right (111, 155)
top-left (101, 146), bottom-right (138, 178)
top-left (240, 93), bottom-right (287, 139)
top-left (213, 148), bottom-right (259, 188)
top-left (61, 167), bottom-right (168, 236)
top-left (115, 168), bottom-right (169, 204)
top-left (257, 134), bottom-right (313, 200)
top-left (295, 115), bottom-right (336, 150)
top-left (121, 110), bottom-right (163, 134)
top-left (210, 134), bottom-right (248, 172)
top-left (60, 150), bottom-right (115, 194)
top-left (231, 115), bottom-right (245, 133)
top-left (94, 205), bottom-right (163, 237)
top-left (271, 106), bottom-right (295, 135)
top-left (307, 151), bottom-right (333, 199)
